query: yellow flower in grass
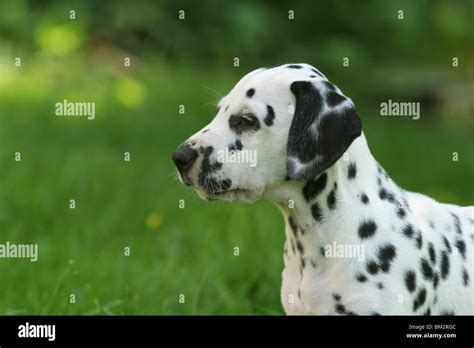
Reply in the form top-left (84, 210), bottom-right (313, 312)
top-left (146, 212), bottom-right (163, 230)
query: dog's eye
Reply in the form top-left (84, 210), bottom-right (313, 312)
top-left (229, 113), bottom-right (261, 133)
top-left (242, 114), bottom-right (256, 126)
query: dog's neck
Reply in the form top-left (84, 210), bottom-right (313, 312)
top-left (264, 133), bottom-right (381, 257)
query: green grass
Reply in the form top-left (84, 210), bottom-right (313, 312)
top-left (0, 59), bottom-right (472, 315)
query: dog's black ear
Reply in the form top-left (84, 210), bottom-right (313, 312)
top-left (287, 80), bottom-right (362, 181)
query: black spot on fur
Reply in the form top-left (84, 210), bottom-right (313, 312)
top-left (310, 259), bottom-right (317, 268)
top-left (246, 88), bottom-right (255, 98)
top-left (377, 282), bottom-right (384, 289)
top-left (379, 188), bottom-right (387, 200)
top-left (367, 261), bottom-right (379, 275)
top-left (433, 273), bottom-right (439, 289)
top-left (264, 104), bottom-right (275, 126)
top-left (287, 64), bottom-right (302, 69)
top-left (397, 207), bottom-right (406, 219)
top-left (356, 274), bottom-right (368, 282)
top-left (358, 221), bottom-right (377, 239)
top-left (413, 288), bottom-right (427, 311)
top-left (311, 203), bottom-right (322, 222)
top-left (440, 252), bottom-right (450, 279)
top-left (327, 183), bottom-right (337, 210)
top-left (462, 267), bottom-right (469, 286)
top-left (303, 173), bottom-right (327, 201)
top-left (301, 257), bottom-right (306, 269)
top-left (424, 308), bottom-right (431, 316)
top-left (402, 224), bottom-right (414, 238)
top-left (224, 105), bottom-right (229, 112)
top-left (326, 91), bottom-right (346, 107)
top-left (405, 271), bottom-right (416, 293)
top-left (415, 232), bottom-right (423, 249)
top-left (428, 243), bottom-right (436, 264)
top-left (312, 68), bottom-right (325, 78)
top-left (296, 240), bottom-right (304, 254)
top-left (309, 75), bottom-right (317, 78)
top-left (202, 129), bottom-right (209, 133)
top-left (228, 139), bottom-right (243, 152)
top-left (455, 239), bottom-right (466, 259)
top-left (360, 193), bottom-right (369, 204)
top-left (348, 163), bottom-right (357, 179)
top-left (320, 246), bottom-right (326, 257)
top-left (443, 236), bottom-right (452, 253)
top-left (451, 213), bottom-right (462, 234)
top-left (288, 216), bottom-right (298, 236)
top-left (332, 293), bottom-right (341, 301)
top-left (420, 258), bottom-right (434, 281)
top-left (429, 221), bottom-right (435, 229)
top-left (335, 303), bottom-right (346, 314)
top-left (378, 244), bottom-right (397, 272)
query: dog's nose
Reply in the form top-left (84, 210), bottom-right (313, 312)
top-left (172, 146), bottom-right (198, 171)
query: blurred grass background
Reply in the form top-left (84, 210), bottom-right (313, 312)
top-left (0, 0), bottom-right (472, 314)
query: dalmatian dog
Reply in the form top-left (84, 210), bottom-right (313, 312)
top-left (172, 63), bottom-right (473, 315)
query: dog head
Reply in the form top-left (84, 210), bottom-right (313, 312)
top-left (172, 64), bottom-right (362, 202)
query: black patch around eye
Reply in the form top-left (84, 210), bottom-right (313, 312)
top-left (228, 114), bottom-right (260, 134)
top-left (264, 105), bottom-right (275, 126)
top-left (246, 88), bottom-right (255, 98)
top-left (326, 91), bottom-right (346, 107)
top-left (287, 64), bottom-right (302, 69)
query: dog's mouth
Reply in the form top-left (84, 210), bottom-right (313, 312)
top-left (194, 187), bottom-right (259, 203)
